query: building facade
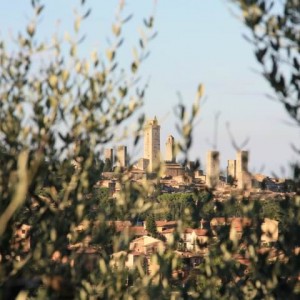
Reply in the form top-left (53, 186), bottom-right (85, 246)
top-left (236, 151), bottom-right (252, 189)
top-left (165, 135), bottom-right (176, 163)
top-left (206, 151), bottom-right (220, 188)
top-left (104, 148), bottom-right (114, 165)
top-left (116, 146), bottom-right (127, 168)
top-left (144, 117), bottom-right (160, 172)
top-left (227, 159), bottom-right (236, 184)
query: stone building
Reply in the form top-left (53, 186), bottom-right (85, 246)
top-left (129, 235), bottom-right (165, 255)
top-left (144, 117), bottom-right (160, 172)
top-left (206, 151), bottom-right (220, 188)
top-left (261, 218), bottom-right (278, 244)
top-left (137, 158), bottom-right (149, 171)
top-left (104, 148), bottom-right (113, 165)
top-left (163, 162), bottom-right (185, 178)
top-left (165, 135), bottom-right (176, 163)
top-left (227, 159), bottom-right (236, 183)
top-left (236, 151), bottom-right (252, 189)
top-left (236, 151), bottom-right (248, 176)
top-left (116, 146), bottom-right (127, 168)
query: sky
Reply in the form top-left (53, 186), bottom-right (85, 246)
top-left (1, 0), bottom-right (299, 177)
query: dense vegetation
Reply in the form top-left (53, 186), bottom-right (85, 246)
top-left (0, 0), bottom-right (299, 299)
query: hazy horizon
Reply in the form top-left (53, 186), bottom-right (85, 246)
top-left (1, 0), bottom-right (299, 177)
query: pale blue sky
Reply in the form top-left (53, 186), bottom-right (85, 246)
top-left (1, 0), bottom-right (299, 176)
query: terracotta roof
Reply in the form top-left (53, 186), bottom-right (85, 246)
top-left (107, 221), bottom-right (132, 232)
top-left (130, 235), bottom-right (164, 247)
top-left (155, 221), bottom-right (177, 227)
top-left (230, 218), bottom-right (253, 233)
top-left (129, 251), bottom-right (144, 256)
top-left (211, 217), bottom-right (252, 228)
top-left (233, 254), bottom-right (250, 266)
top-left (194, 229), bottom-right (209, 236)
top-left (129, 226), bottom-right (148, 236)
top-left (183, 228), bottom-right (209, 236)
top-left (257, 247), bottom-right (283, 260)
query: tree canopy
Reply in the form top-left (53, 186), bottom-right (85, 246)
top-left (0, 1), bottom-right (300, 299)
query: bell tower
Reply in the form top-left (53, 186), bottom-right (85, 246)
top-left (144, 117), bottom-right (160, 172)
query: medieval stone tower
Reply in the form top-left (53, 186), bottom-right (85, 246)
top-left (236, 150), bottom-right (251, 189)
top-left (104, 148), bottom-right (114, 165)
top-left (227, 159), bottom-right (236, 183)
top-left (206, 151), bottom-right (220, 188)
top-left (165, 135), bottom-right (176, 163)
top-left (144, 117), bottom-right (160, 172)
top-left (116, 146), bottom-right (127, 168)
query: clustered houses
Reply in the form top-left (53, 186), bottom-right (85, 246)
top-left (4, 117), bottom-right (296, 287)
top-left (108, 218), bottom-right (280, 279)
top-left (8, 217), bottom-right (285, 286)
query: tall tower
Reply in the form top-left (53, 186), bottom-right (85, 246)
top-left (116, 146), bottom-right (127, 168)
top-left (165, 135), bottom-right (176, 163)
top-left (227, 160), bottom-right (236, 183)
top-left (206, 151), bottom-right (220, 188)
top-left (236, 150), bottom-right (251, 189)
top-left (144, 117), bottom-right (160, 172)
top-left (104, 148), bottom-right (114, 165)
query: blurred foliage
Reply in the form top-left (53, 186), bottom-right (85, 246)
top-left (0, 0), bottom-right (300, 299)
top-left (145, 214), bottom-right (157, 237)
top-left (231, 0), bottom-right (300, 126)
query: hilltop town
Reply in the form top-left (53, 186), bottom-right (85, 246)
top-left (9, 117), bottom-right (296, 291)
top-left (98, 117), bottom-right (295, 197)
top-left (1, 0), bottom-right (300, 297)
